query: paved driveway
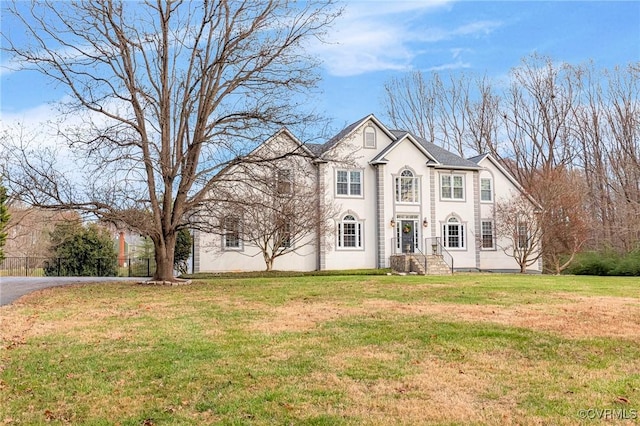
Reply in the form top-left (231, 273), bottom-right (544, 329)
top-left (0, 277), bottom-right (145, 306)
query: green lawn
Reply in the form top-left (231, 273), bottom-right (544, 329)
top-left (1, 274), bottom-right (639, 425)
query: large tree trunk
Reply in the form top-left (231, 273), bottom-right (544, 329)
top-left (153, 232), bottom-right (177, 281)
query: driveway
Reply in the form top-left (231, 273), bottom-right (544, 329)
top-left (0, 277), bottom-right (145, 306)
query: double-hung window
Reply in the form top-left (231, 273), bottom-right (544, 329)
top-left (480, 178), bottom-right (492, 202)
top-left (443, 217), bottom-right (465, 249)
top-left (337, 214), bottom-right (362, 249)
top-left (276, 219), bottom-right (292, 248)
top-left (276, 169), bottom-right (292, 194)
top-left (336, 170), bottom-right (362, 197)
top-left (481, 220), bottom-right (494, 249)
top-left (517, 221), bottom-right (529, 249)
top-left (441, 174), bottom-right (465, 200)
top-left (223, 216), bottom-right (241, 250)
top-left (395, 169), bottom-right (419, 203)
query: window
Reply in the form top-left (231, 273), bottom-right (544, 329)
top-left (223, 216), bottom-right (241, 250)
top-left (336, 170), bottom-right (362, 196)
top-left (481, 220), bottom-right (494, 249)
top-left (443, 217), bottom-right (465, 249)
top-left (517, 221), bottom-right (529, 249)
top-left (480, 178), bottom-right (492, 202)
top-left (395, 169), bottom-right (419, 203)
top-left (337, 214), bottom-right (362, 249)
top-left (441, 174), bottom-right (465, 200)
top-left (276, 169), bottom-right (292, 194)
top-left (276, 219), bottom-right (292, 248)
top-left (363, 126), bottom-right (376, 148)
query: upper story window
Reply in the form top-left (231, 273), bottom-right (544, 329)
top-left (480, 177), bottom-right (492, 202)
top-left (336, 169), bottom-right (362, 197)
top-left (337, 214), bottom-right (363, 249)
top-left (223, 216), bottom-right (242, 250)
top-left (276, 169), bottom-right (292, 194)
top-left (441, 174), bottom-right (465, 200)
top-left (363, 126), bottom-right (376, 148)
top-left (395, 169), bottom-right (419, 203)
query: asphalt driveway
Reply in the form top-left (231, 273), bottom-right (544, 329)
top-left (0, 277), bottom-right (145, 306)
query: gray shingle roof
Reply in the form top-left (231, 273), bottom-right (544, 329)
top-left (304, 114), bottom-right (482, 170)
top-left (391, 131), bottom-right (481, 169)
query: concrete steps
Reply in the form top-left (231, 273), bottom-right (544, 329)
top-left (390, 254), bottom-right (452, 275)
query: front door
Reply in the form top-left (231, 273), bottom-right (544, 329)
top-left (401, 220), bottom-right (415, 253)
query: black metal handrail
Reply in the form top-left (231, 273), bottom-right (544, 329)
top-left (425, 237), bottom-right (454, 274)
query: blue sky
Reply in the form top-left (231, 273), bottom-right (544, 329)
top-left (2, 0), bottom-right (639, 134)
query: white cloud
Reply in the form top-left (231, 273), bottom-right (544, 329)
top-left (310, 1), bottom-right (502, 76)
top-left (427, 60), bottom-right (471, 72)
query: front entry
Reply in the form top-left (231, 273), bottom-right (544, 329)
top-left (400, 220), bottom-right (416, 253)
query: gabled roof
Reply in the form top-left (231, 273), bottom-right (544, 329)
top-left (369, 129), bottom-right (481, 170)
top-left (369, 131), bottom-right (438, 165)
top-left (314, 114), bottom-right (398, 159)
top-left (470, 153), bottom-right (542, 209)
top-left (315, 113), bottom-right (483, 170)
top-left (406, 133), bottom-right (481, 170)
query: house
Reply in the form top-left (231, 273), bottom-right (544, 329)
top-left (194, 114), bottom-right (542, 274)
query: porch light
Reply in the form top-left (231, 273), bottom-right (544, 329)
top-left (423, 218), bottom-right (428, 227)
top-left (390, 219), bottom-right (396, 228)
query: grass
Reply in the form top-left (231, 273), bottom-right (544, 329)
top-left (1, 274), bottom-right (639, 425)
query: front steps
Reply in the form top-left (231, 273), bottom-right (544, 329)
top-left (390, 254), bottom-right (452, 275)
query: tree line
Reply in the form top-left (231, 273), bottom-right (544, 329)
top-left (383, 54), bottom-right (639, 273)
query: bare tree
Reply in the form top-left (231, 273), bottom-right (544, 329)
top-left (2, 0), bottom-right (339, 281)
top-left (494, 193), bottom-right (543, 273)
top-left (534, 168), bottom-right (590, 274)
top-left (603, 65), bottom-right (640, 252)
top-left (501, 54), bottom-right (578, 188)
top-left (383, 71), bottom-right (438, 144)
top-left (207, 134), bottom-right (335, 271)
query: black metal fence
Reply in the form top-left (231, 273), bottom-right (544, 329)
top-left (0, 257), bottom-right (156, 278)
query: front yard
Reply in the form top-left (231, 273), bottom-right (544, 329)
top-left (1, 274), bottom-right (638, 424)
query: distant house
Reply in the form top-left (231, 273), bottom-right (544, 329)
top-left (4, 205), bottom-right (79, 258)
top-left (194, 114), bottom-right (541, 273)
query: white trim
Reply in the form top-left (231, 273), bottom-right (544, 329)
top-left (440, 173), bottom-right (466, 201)
top-left (337, 212), bottom-right (364, 250)
top-left (335, 168), bottom-right (364, 198)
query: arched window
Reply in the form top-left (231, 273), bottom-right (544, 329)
top-left (337, 214), bottom-right (363, 249)
top-left (395, 169), bottom-right (419, 203)
top-left (363, 126), bottom-right (376, 148)
top-left (443, 216), bottom-right (465, 249)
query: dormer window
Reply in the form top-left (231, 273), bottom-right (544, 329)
top-left (363, 126), bottom-right (376, 149)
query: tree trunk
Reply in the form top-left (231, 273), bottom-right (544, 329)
top-left (265, 258), bottom-right (274, 272)
top-left (153, 232), bottom-right (177, 281)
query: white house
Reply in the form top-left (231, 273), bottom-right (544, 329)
top-left (194, 114), bottom-right (542, 273)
